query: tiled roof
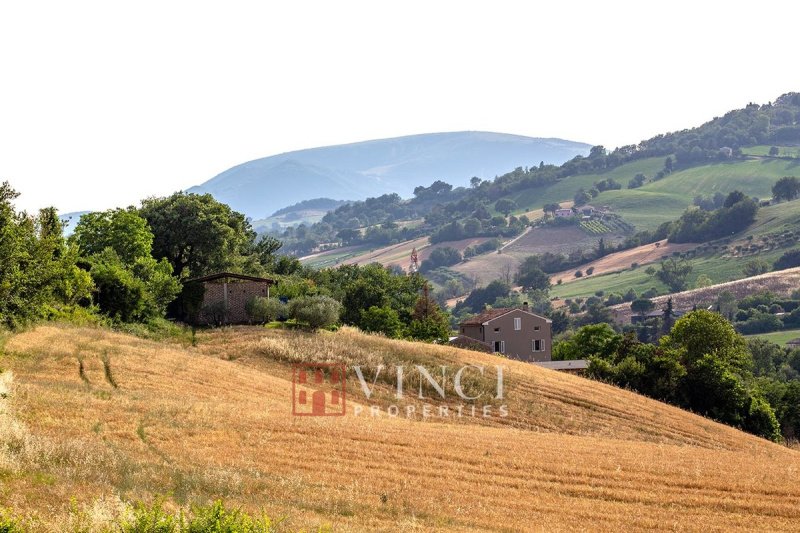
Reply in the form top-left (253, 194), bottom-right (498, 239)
top-left (459, 308), bottom-right (515, 326)
top-left (186, 272), bottom-right (276, 284)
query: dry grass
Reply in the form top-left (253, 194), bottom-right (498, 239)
top-left (1, 324), bottom-right (799, 531)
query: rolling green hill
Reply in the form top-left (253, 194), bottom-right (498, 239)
top-left (507, 155), bottom-right (800, 233)
top-left (508, 157), bottom-right (666, 214)
top-left (551, 198), bottom-right (800, 300)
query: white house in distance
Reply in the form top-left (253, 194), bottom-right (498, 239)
top-left (554, 208), bottom-right (574, 218)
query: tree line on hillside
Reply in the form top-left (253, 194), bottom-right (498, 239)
top-left (555, 312), bottom-right (787, 442)
top-left (0, 182), bottom-right (450, 341)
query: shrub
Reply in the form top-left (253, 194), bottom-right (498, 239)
top-left (736, 312), bottom-right (783, 335)
top-left (115, 499), bottom-right (281, 533)
top-left (359, 306), bottom-right (404, 338)
top-left (246, 297), bottom-right (287, 323)
top-left (586, 266), bottom-right (595, 275)
top-left (623, 288), bottom-right (637, 302)
top-left (774, 250), bottom-right (800, 270)
top-left (288, 295), bottom-right (341, 329)
top-left (574, 270), bottom-right (583, 278)
top-left (631, 298), bottom-right (655, 315)
top-left (0, 508), bottom-right (25, 533)
top-left (769, 304), bottom-right (784, 314)
top-left (419, 247), bottom-right (462, 273)
top-left (743, 259), bottom-right (770, 277)
top-left (117, 499), bottom-right (180, 533)
top-left (642, 287), bottom-right (659, 299)
top-left (186, 500), bottom-right (280, 533)
top-left (784, 307), bottom-right (800, 328)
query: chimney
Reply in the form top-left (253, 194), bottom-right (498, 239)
top-left (522, 302), bottom-right (529, 312)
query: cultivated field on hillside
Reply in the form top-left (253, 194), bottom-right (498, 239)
top-left (302, 236), bottom-right (495, 272)
top-left (609, 267), bottom-right (800, 323)
top-left (1, 324), bottom-right (799, 531)
top-left (452, 226), bottom-right (628, 287)
top-left (597, 157), bottom-right (800, 232)
top-left (299, 244), bottom-right (372, 268)
top-left (508, 157), bottom-right (665, 214)
top-left (549, 239), bottom-right (696, 284)
top-left (551, 199), bottom-right (800, 300)
top-left (503, 153), bottom-right (799, 234)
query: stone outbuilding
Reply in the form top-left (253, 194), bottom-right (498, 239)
top-left (186, 272), bottom-right (275, 325)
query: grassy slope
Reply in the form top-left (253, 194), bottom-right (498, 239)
top-left (509, 157), bottom-right (665, 213)
top-left (741, 145), bottom-right (800, 157)
top-left (2, 324), bottom-right (799, 531)
top-left (746, 328), bottom-right (800, 346)
top-left (507, 154), bottom-right (799, 233)
top-left (599, 158), bottom-right (800, 232)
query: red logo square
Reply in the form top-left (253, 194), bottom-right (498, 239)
top-left (292, 363), bottom-right (346, 416)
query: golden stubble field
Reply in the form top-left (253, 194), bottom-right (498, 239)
top-left (1, 324), bottom-right (799, 531)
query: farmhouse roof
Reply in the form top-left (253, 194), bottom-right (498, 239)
top-left (787, 338), bottom-right (800, 346)
top-left (459, 307), bottom-right (551, 326)
top-left (186, 272), bottom-right (276, 284)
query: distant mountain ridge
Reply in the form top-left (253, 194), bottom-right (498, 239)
top-left (188, 131), bottom-right (591, 219)
top-left (59, 211), bottom-right (90, 236)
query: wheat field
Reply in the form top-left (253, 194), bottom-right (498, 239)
top-left (1, 324), bottom-right (799, 531)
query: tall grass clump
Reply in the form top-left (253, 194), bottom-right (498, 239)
top-left (0, 508), bottom-right (25, 533)
top-left (115, 499), bottom-right (282, 533)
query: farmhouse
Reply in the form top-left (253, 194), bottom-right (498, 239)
top-left (787, 338), bottom-right (800, 349)
top-left (186, 272), bottom-right (275, 325)
top-left (554, 208), bottom-right (574, 218)
top-left (455, 304), bottom-right (552, 362)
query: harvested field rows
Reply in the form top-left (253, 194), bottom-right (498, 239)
top-left (1, 325), bottom-right (798, 530)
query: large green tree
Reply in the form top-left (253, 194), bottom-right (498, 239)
top-left (0, 182), bottom-right (92, 327)
top-left (72, 208), bottom-right (153, 264)
top-left (72, 208), bottom-right (181, 321)
top-left (772, 176), bottom-right (800, 202)
top-left (139, 192), bottom-right (257, 277)
top-left (515, 257), bottom-right (551, 292)
top-left (656, 258), bottom-right (693, 292)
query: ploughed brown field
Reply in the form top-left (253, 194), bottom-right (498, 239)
top-left (1, 325), bottom-right (799, 531)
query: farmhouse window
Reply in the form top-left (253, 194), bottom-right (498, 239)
top-left (514, 317), bottom-right (521, 330)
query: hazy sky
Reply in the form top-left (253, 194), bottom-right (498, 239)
top-left (2, 0), bottom-right (798, 213)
